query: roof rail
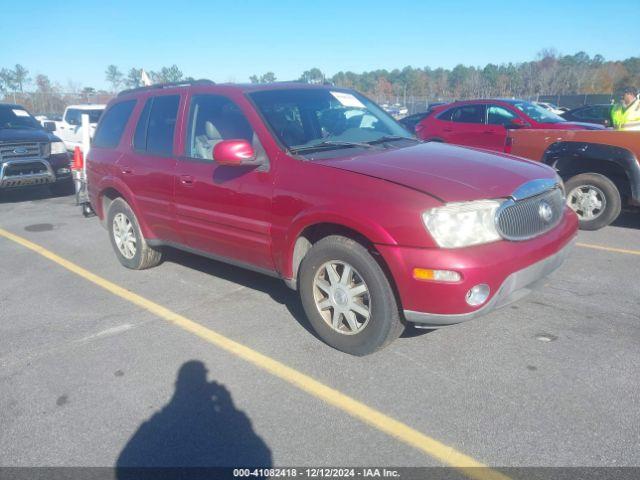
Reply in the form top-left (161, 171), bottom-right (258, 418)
top-left (117, 79), bottom-right (215, 97)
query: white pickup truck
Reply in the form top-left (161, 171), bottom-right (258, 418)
top-left (52, 104), bottom-right (105, 151)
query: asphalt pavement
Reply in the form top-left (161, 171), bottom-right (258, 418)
top-left (0, 186), bottom-right (639, 473)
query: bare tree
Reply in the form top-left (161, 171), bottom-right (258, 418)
top-left (105, 65), bottom-right (123, 92)
top-left (13, 64), bottom-right (30, 92)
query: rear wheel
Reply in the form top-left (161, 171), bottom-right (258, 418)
top-left (298, 235), bottom-right (404, 356)
top-left (565, 173), bottom-right (621, 230)
top-left (107, 198), bottom-right (163, 269)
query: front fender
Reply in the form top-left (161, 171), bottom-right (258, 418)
top-left (277, 208), bottom-right (399, 279)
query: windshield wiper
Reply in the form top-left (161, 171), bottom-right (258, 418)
top-left (366, 135), bottom-right (421, 145)
top-left (289, 140), bottom-right (376, 154)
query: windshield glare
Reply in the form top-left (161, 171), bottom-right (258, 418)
top-left (0, 106), bottom-right (42, 130)
top-left (249, 89), bottom-right (412, 154)
top-left (514, 101), bottom-right (565, 123)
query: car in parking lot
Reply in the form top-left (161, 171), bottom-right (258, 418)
top-left (416, 99), bottom-right (604, 151)
top-left (398, 103), bottom-right (447, 133)
top-left (534, 101), bottom-right (568, 115)
top-left (0, 103), bottom-right (72, 194)
top-left (87, 81), bottom-right (577, 355)
top-left (561, 104), bottom-right (613, 127)
top-left (51, 104), bottom-right (105, 151)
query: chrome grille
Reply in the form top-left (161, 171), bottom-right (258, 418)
top-left (0, 142), bottom-right (42, 160)
top-left (496, 186), bottom-right (565, 241)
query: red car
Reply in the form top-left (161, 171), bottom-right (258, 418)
top-left (415, 99), bottom-right (603, 151)
top-left (87, 82), bottom-right (577, 355)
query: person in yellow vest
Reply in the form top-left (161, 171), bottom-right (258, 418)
top-left (611, 86), bottom-right (640, 131)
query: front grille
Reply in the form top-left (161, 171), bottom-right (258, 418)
top-left (0, 142), bottom-right (43, 160)
top-left (496, 186), bottom-right (565, 241)
top-left (4, 161), bottom-right (49, 177)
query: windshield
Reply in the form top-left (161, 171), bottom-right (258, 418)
top-left (513, 101), bottom-right (565, 124)
top-left (0, 106), bottom-right (42, 130)
top-left (249, 89), bottom-right (414, 155)
top-left (85, 110), bottom-right (103, 123)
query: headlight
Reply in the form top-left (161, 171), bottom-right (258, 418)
top-left (50, 141), bottom-right (66, 155)
top-left (422, 200), bottom-right (503, 248)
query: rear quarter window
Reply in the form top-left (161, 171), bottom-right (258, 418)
top-left (92, 100), bottom-right (137, 149)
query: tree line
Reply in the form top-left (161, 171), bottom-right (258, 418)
top-left (1, 51), bottom-right (638, 114)
top-left (251, 51), bottom-right (639, 103)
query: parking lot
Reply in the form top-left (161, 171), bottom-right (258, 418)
top-left (1, 187), bottom-right (639, 474)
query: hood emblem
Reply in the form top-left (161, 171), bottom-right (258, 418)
top-left (13, 147), bottom-right (28, 155)
top-left (538, 201), bottom-right (553, 223)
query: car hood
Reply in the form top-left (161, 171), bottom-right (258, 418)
top-left (0, 128), bottom-right (57, 144)
top-left (318, 142), bottom-right (555, 203)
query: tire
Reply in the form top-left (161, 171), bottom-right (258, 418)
top-left (107, 198), bottom-right (163, 270)
top-left (565, 173), bottom-right (621, 231)
top-left (298, 235), bottom-right (404, 356)
top-left (49, 179), bottom-right (75, 196)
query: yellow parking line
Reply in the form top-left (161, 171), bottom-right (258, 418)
top-left (0, 227), bottom-right (509, 480)
top-left (577, 242), bottom-right (640, 256)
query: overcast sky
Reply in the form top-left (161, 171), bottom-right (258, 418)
top-left (2, 0), bottom-right (638, 90)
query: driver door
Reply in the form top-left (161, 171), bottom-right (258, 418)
top-left (174, 93), bottom-right (275, 272)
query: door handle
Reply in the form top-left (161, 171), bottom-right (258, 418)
top-left (443, 128), bottom-right (453, 132)
top-left (180, 175), bottom-right (194, 186)
top-left (121, 166), bottom-right (132, 174)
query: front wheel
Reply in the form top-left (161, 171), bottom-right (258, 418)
top-left (298, 235), bottom-right (404, 356)
top-left (565, 173), bottom-right (621, 230)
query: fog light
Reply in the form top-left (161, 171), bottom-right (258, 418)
top-left (56, 167), bottom-right (71, 174)
top-left (413, 268), bottom-right (461, 282)
top-left (466, 284), bottom-right (490, 306)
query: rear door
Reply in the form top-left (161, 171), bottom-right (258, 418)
top-left (174, 92), bottom-right (275, 272)
top-left (117, 94), bottom-right (182, 243)
top-left (485, 104), bottom-right (519, 151)
top-left (445, 104), bottom-right (488, 147)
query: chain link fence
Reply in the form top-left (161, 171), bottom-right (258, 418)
top-left (0, 91), bottom-right (115, 116)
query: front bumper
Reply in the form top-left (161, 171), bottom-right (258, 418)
top-left (376, 208), bottom-right (578, 326)
top-left (0, 155), bottom-right (70, 189)
top-left (403, 239), bottom-right (574, 326)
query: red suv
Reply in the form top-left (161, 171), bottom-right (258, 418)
top-left (87, 82), bottom-right (577, 355)
top-left (416, 99), bottom-right (603, 151)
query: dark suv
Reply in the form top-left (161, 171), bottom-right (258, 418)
top-left (0, 103), bottom-right (72, 194)
top-left (87, 81), bottom-right (576, 355)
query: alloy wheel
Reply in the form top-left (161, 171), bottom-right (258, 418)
top-left (312, 260), bottom-right (371, 335)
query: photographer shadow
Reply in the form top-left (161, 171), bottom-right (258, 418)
top-left (116, 360), bottom-right (272, 478)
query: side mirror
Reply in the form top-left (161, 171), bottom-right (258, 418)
top-left (507, 118), bottom-right (530, 129)
top-left (213, 139), bottom-right (256, 166)
top-left (43, 121), bottom-right (56, 132)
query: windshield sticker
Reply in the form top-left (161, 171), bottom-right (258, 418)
top-left (12, 109), bottom-right (30, 117)
top-left (330, 91), bottom-right (365, 109)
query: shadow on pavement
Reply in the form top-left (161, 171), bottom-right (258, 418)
top-left (162, 248), bottom-right (435, 342)
top-left (162, 248), bottom-right (319, 338)
top-left (116, 360), bottom-right (272, 478)
top-left (612, 209), bottom-right (640, 230)
top-left (0, 185), bottom-right (73, 204)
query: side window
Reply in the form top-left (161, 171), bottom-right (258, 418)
top-left (451, 105), bottom-right (485, 124)
top-left (133, 98), bottom-right (152, 150)
top-left (437, 108), bottom-right (455, 121)
top-left (65, 108), bottom-right (80, 125)
top-left (186, 94), bottom-right (255, 161)
top-left (487, 105), bottom-right (517, 126)
top-left (92, 100), bottom-right (136, 149)
top-left (145, 95), bottom-right (180, 156)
